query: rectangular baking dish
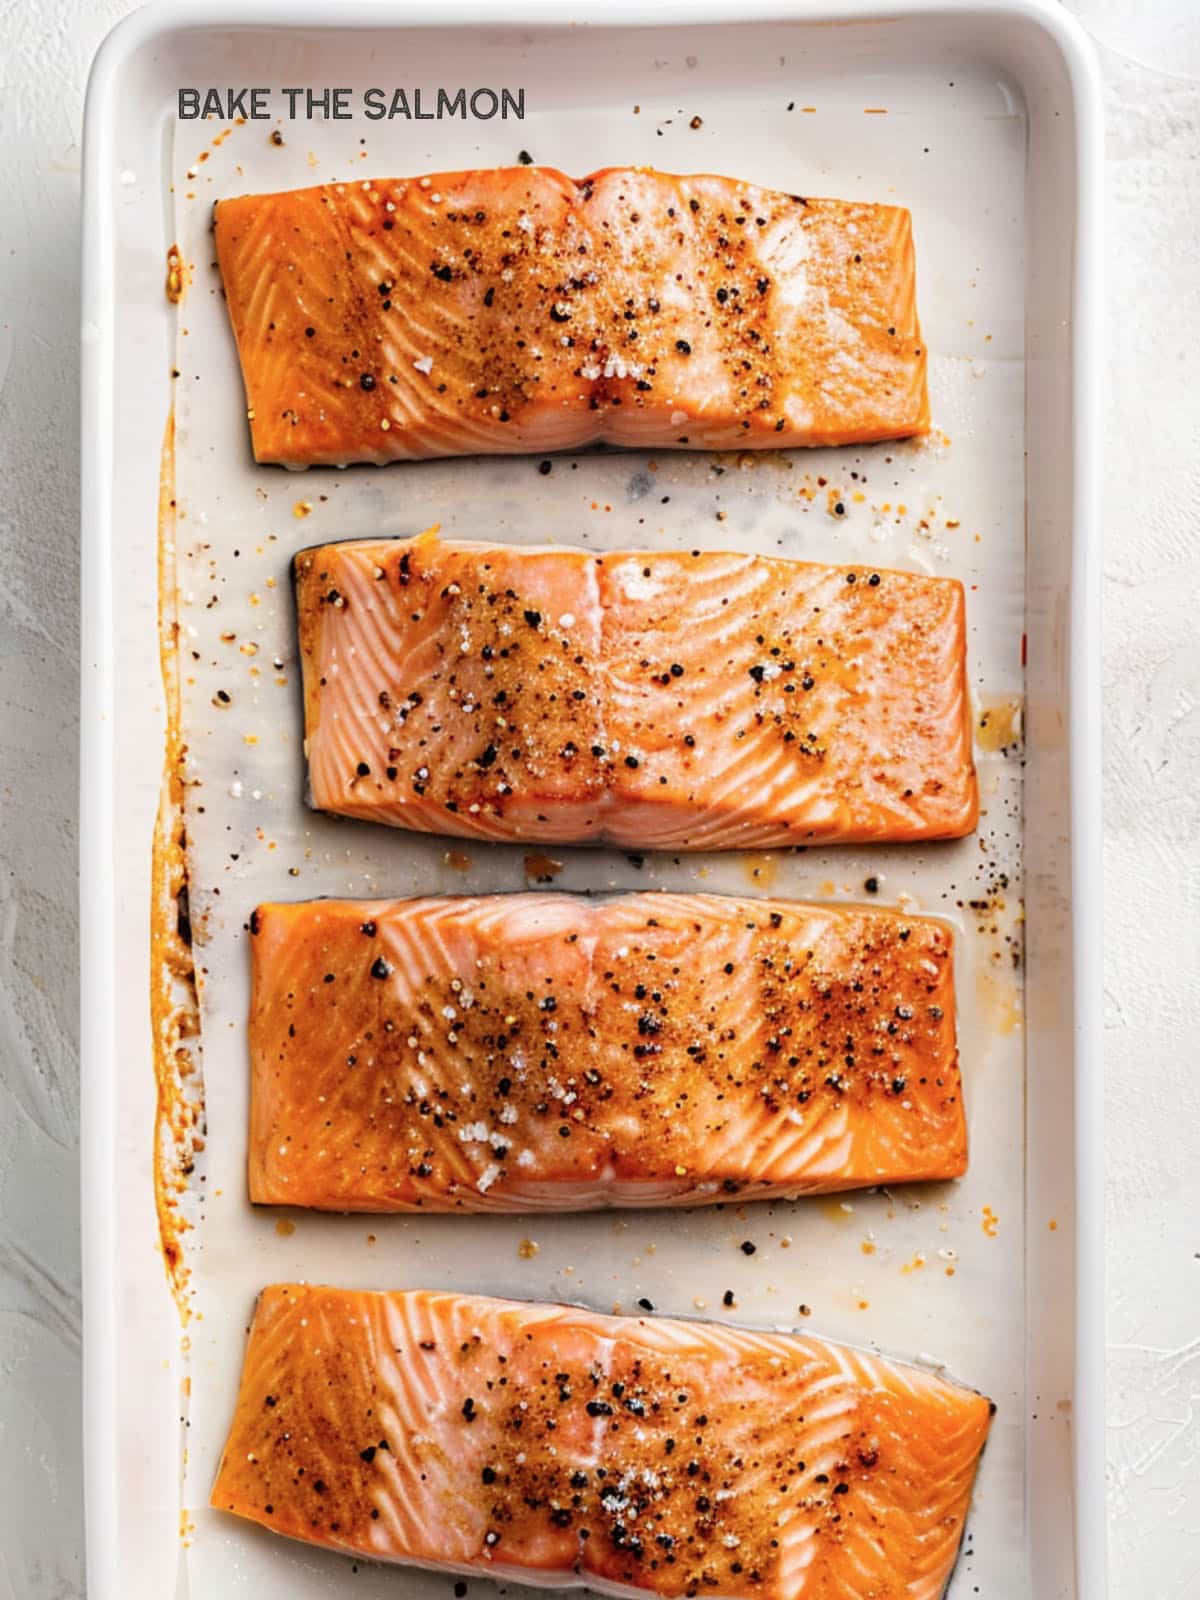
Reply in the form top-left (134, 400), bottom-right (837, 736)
top-left (80, 2), bottom-right (1103, 1595)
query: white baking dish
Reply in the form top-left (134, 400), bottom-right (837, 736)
top-left (80, 2), bottom-right (1103, 1595)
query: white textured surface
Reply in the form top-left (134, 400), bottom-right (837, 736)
top-left (0, 1), bottom-right (1193, 1595)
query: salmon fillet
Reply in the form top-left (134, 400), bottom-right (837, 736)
top-left (212, 1285), bottom-right (992, 1598)
top-left (248, 893), bottom-right (966, 1212)
top-left (213, 166), bottom-right (928, 464)
top-left (296, 536), bottom-right (978, 849)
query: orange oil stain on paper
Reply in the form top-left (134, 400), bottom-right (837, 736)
top-left (524, 852), bottom-right (564, 883)
top-left (977, 962), bottom-right (1022, 1037)
top-left (977, 696), bottom-right (1023, 753)
top-left (166, 244), bottom-right (189, 305)
top-left (150, 409), bottom-right (202, 1327)
top-left (982, 1206), bottom-right (1000, 1238)
top-left (742, 853), bottom-right (778, 889)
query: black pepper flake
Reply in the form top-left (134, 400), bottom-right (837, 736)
top-left (869, 572), bottom-right (881, 586)
top-left (360, 373), bottom-right (376, 391)
top-left (356, 761), bottom-right (371, 776)
top-left (675, 339), bottom-right (692, 355)
top-left (304, 325), bottom-right (315, 338)
top-left (524, 609), bottom-right (543, 627)
top-left (538, 460), bottom-right (552, 475)
top-left (740, 1240), bottom-right (756, 1255)
top-left (370, 957), bottom-right (393, 980)
top-left (586, 1399), bottom-right (614, 1417)
top-left (863, 877), bottom-right (879, 894)
top-left (360, 920), bottom-right (377, 936)
top-left (518, 149), bottom-right (534, 164)
top-left (624, 755), bottom-right (640, 769)
top-left (462, 1397), bottom-right (477, 1422)
top-left (454, 1585), bottom-right (467, 1597)
top-left (637, 1297), bottom-right (655, 1311)
top-left (481, 1465), bottom-right (497, 1484)
top-left (360, 1445), bottom-right (377, 1463)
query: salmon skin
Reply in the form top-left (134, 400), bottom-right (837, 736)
top-left (213, 1285), bottom-right (992, 1598)
top-left (213, 166), bottom-right (928, 464)
top-left (249, 893), bottom-right (965, 1212)
top-left (296, 535), bottom-right (977, 849)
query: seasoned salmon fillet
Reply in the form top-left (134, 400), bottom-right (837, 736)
top-left (248, 893), bottom-right (966, 1212)
top-left (213, 166), bottom-right (928, 464)
top-left (296, 536), bottom-right (977, 849)
top-left (212, 1285), bottom-right (992, 1598)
